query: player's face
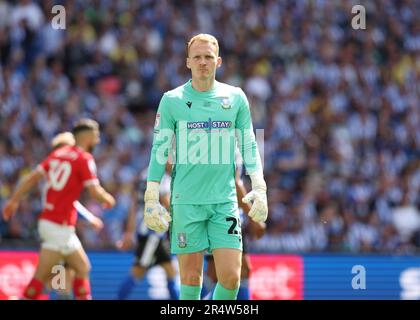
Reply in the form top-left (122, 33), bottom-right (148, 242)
top-left (187, 41), bottom-right (221, 81)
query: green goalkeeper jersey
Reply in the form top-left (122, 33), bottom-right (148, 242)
top-left (147, 79), bottom-right (261, 205)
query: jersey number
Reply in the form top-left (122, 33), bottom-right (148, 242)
top-left (226, 217), bottom-right (239, 235)
top-left (48, 160), bottom-right (72, 190)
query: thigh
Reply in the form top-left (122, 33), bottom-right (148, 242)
top-left (170, 204), bottom-right (209, 254)
top-left (212, 248), bottom-right (242, 278)
top-left (65, 246), bottom-right (91, 276)
top-left (33, 248), bottom-right (64, 282)
top-left (208, 202), bottom-right (242, 253)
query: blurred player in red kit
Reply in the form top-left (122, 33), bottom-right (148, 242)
top-left (45, 131), bottom-right (104, 300)
top-left (2, 119), bottom-right (115, 300)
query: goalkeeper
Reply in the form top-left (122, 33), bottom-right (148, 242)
top-left (144, 33), bottom-right (268, 300)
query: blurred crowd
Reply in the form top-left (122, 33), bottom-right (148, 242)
top-left (0, 0), bottom-right (419, 253)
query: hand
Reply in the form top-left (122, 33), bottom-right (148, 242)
top-left (242, 190), bottom-right (268, 223)
top-left (144, 181), bottom-right (171, 233)
top-left (90, 216), bottom-right (104, 232)
top-left (242, 171), bottom-right (268, 223)
top-left (144, 200), bottom-right (171, 233)
top-left (102, 193), bottom-right (116, 209)
top-left (116, 232), bottom-right (134, 251)
top-left (2, 198), bottom-right (19, 222)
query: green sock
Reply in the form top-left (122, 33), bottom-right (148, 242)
top-left (212, 282), bottom-right (239, 300)
top-left (180, 284), bottom-right (202, 300)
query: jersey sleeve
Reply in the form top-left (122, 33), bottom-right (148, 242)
top-left (36, 157), bottom-right (50, 176)
top-left (79, 155), bottom-right (100, 187)
top-left (235, 88), bottom-right (262, 174)
top-left (147, 93), bottom-right (176, 182)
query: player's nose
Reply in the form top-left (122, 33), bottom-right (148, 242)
top-left (198, 57), bottom-right (206, 65)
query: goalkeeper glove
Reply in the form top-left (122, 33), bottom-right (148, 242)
top-left (242, 170), bottom-right (268, 223)
top-left (144, 181), bottom-right (171, 233)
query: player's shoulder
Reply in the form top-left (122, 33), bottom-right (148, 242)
top-left (162, 82), bottom-right (188, 100)
top-left (216, 81), bottom-right (244, 94)
top-left (46, 145), bottom-right (79, 161)
top-left (215, 81), bottom-right (246, 102)
top-left (72, 146), bottom-right (94, 162)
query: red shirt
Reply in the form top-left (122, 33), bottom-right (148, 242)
top-left (37, 145), bottom-right (99, 226)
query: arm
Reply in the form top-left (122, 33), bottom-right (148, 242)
top-left (147, 94), bottom-right (175, 183)
top-left (74, 201), bottom-right (104, 231)
top-left (235, 177), bottom-right (266, 239)
top-left (86, 184), bottom-right (115, 209)
top-left (235, 89), bottom-right (262, 176)
top-left (235, 89), bottom-right (268, 223)
top-left (143, 95), bottom-right (174, 233)
top-left (2, 169), bottom-right (44, 221)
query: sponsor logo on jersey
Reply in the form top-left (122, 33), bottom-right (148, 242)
top-left (187, 118), bottom-right (232, 129)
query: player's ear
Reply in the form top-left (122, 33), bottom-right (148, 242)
top-left (216, 56), bottom-right (222, 68)
top-left (186, 57), bottom-right (191, 69)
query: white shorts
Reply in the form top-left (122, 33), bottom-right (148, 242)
top-left (38, 219), bottom-right (82, 256)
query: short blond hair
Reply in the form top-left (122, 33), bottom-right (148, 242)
top-left (187, 33), bottom-right (219, 56)
top-left (51, 132), bottom-right (75, 149)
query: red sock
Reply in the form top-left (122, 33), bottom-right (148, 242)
top-left (73, 278), bottom-right (92, 300)
top-left (23, 278), bottom-right (44, 300)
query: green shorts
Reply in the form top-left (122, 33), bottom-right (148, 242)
top-left (170, 202), bottom-right (242, 254)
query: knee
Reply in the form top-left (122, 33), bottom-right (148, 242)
top-left (73, 260), bottom-right (91, 277)
top-left (219, 270), bottom-right (241, 290)
top-left (181, 272), bottom-right (202, 286)
top-left (131, 266), bottom-right (146, 279)
top-left (162, 263), bottom-right (176, 279)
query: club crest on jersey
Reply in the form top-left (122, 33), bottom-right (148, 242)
top-left (220, 97), bottom-right (231, 109)
top-left (177, 233), bottom-right (187, 248)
